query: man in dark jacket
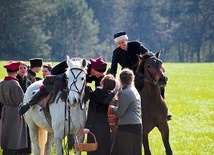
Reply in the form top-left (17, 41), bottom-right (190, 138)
top-left (27, 58), bottom-right (43, 83)
top-left (108, 31), bottom-right (148, 77)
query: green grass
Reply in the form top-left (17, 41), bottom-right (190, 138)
top-left (0, 61), bottom-right (213, 155)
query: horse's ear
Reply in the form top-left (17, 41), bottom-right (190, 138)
top-left (156, 50), bottom-right (161, 58)
top-left (82, 58), bottom-right (87, 68)
top-left (66, 55), bottom-right (73, 68)
top-left (137, 54), bottom-right (143, 62)
top-left (137, 54), bottom-right (141, 60)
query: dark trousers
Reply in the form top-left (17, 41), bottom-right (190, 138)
top-left (3, 149), bottom-right (17, 155)
top-left (3, 149), bottom-right (30, 155)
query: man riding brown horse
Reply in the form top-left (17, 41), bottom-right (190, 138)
top-left (107, 31), bottom-right (172, 120)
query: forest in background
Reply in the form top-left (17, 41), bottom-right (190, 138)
top-left (0, 0), bottom-right (213, 62)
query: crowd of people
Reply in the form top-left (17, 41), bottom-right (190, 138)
top-left (0, 31), bottom-right (171, 155)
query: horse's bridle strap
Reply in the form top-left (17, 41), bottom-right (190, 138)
top-left (68, 68), bottom-right (86, 97)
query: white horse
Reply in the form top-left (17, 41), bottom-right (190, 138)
top-left (24, 56), bottom-right (87, 155)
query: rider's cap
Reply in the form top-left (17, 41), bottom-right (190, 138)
top-left (30, 58), bottom-right (43, 68)
top-left (114, 31), bottom-right (128, 43)
top-left (90, 56), bottom-right (107, 73)
top-left (4, 60), bottom-right (20, 72)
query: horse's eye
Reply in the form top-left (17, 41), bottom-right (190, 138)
top-left (147, 64), bottom-right (151, 68)
top-left (81, 77), bottom-right (84, 81)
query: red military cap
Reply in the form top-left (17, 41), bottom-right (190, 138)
top-left (4, 60), bottom-right (21, 72)
top-left (90, 56), bottom-right (107, 73)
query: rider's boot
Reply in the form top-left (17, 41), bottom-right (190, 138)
top-left (19, 89), bottom-right (44, 115)
top-left (48, 79), bottom-right (60, 104)
top-left (48, 92), bottom-right (58, 104)
top-left (135, 73), bottom-right (144, 92)
top-left (59, 73), bottom-right (68, 101)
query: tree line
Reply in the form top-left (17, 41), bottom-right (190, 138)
top-left (0, 0), bottom-right (213, 62)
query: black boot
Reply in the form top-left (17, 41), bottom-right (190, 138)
top-left (49, 79), bottom-right (60, 104)
top-left (59, 74), bottom-right (68, 101)
top-left (48, 92), bottom-right (57, 104)
top-left (60, 87), bottom-right (68, 101)
top-left (134, 73), bottom-right (144, 92)
top-left (19, 90), bottom-right (43, 115)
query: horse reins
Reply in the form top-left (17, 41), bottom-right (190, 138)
top-left (143, 57), bottom-right (163, 86)
top-left (68, 68), bottom-right (86, 102)
top-left (62, 67), bottom-right (87, 154)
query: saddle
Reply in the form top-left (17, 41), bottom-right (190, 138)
top-left (37, 94), bottom-right (60, 128)
top-left (37, 93), bottom-right (54, 109)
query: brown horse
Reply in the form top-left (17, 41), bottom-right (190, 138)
top-left (135, 50), bottom-right (172, 155)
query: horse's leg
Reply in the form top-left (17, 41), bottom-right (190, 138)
top-left (54, 131), bottom-right (64, 155)
top-left (158, 122), bottom-right (173, 155)
top-left (44, 132), bottom-right (54, 155)
top-left (142, 131), bottom-right (152, 155)
top-left (28, 124), bottom-right (40, 155)
top-left (38, 128), bottom-right (47, 155)
top-left (75, 150), bottom-right (82, 155)
top-left (74, 134), bottom-right (84, 155)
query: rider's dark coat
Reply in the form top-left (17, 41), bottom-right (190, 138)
top-left (108, 41), bottom-right (148, 77)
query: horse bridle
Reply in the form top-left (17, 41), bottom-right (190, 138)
top-left (67, 68), bottom-right (87, 106)
top-left (143, 57), bottom-right (164, 86)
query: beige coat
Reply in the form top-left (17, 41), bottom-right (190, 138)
top-left (0, 78), bottom-right (28, 149)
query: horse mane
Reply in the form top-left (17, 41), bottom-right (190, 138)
top-left (136, 52), bottom-right (156, 75)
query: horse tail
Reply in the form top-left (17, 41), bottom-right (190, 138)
top-left (38, 128), bottom-right (48, 155)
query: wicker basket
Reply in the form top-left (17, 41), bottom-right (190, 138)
top-left (74, 130), bottom-right (98, 152)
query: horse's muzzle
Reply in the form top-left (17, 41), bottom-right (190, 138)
top-left (158, 76), bottom-right (168, 87)
top-left (68, 98), bottom-right (83, 108)
top-left (68, 97), bottom-right (78, 107)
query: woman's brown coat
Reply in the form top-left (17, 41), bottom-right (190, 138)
top-left (0, 78), bottom-right (28, 149)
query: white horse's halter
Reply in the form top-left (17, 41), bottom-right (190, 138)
top-left (67, 67), bottom-right (87, 109)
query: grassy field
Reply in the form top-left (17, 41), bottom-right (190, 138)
top-left (0, 61), bottom-right (213, 155)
